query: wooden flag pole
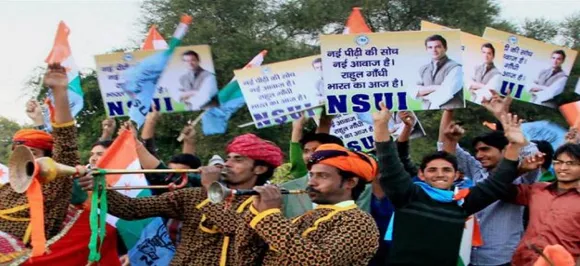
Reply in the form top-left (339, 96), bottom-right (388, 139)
top-left (177, 111), bottom-right (206, 142)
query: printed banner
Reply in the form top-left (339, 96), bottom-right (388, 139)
top-left (128, 218), bottom-right (175, 266)
top-left (320, 30), bottom-right (464, 114)
top-left (521, 121), bottom-right (567, 150)
top-left (234, 55), bottom-right (324, 128)
top-left (95, 45), bottom-right (217, 117)
top-left (483, 28), bottom-right (577, 108)
top-left (421, 21), bottom-right (505, 105)
top-left (321, 112), bottom-right (426, 152)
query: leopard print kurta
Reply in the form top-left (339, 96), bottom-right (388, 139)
top-left (244, 204), bottom-right (379, 266)
top-left (0, 124), bottom-right (79, 241)
top-left (107, 187), bottom-right (265, 266)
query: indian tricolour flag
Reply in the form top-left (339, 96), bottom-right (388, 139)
top-left (93, 130), bottom-right (152, 249)
top-left (141, 25), bottom-right (168, 50)
top-left (458, 215), bottom-right (483, 266)
top-left (44, 21), bottom-right (84, 130)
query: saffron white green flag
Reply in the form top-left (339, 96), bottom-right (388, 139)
top-left (43, 21), bottom-right (84, 131)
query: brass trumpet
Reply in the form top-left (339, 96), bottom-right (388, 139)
top-left (8, 146), bottom-right (199, 193)
top-left (207, 182), bottom-right (307, 203)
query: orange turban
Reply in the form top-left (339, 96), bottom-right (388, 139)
top-left (13, 129), bottom-right (54, 151)
top-left (533, 245), bottom-right (575, 266)
top-left (307, 144), bottom-right (378, 182)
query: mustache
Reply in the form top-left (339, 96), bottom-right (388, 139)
top-left (305, 186), bottom-right (321, 194)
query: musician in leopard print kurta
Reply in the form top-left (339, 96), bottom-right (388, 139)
top-left (107, 188), bottom-right (265, 266)
top-left (245, 204), bottom-right (379, 266)
top-left (0, 123), bottom-right (79, 241)
top-left (102, 133), bottom-right (284, 266)
top-left (245, 143), bottom-right (380, 266)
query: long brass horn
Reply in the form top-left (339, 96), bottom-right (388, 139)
top-left (207, 182), bottom-right (307, 203)
top-left (8, 146), bottom-right (86, 193)
top-left (94, 168), bottom-right (197, 190)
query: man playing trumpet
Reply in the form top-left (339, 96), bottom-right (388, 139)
top-left (0, 63), bottom-right (85, 261)
top-left (244, 144), bottom-right (380, 265)
top-left (79, 133), bottom-right (284, 266)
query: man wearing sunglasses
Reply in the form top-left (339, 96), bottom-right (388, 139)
top-left (505, 142), bottom-right (580, 265)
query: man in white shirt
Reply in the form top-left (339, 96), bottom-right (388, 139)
top-left (178, 50), bottom-right (218, 110)
top-left (469, 43), bottom-right (501, 104)
top-left (529, 50), bottom-right (568, 107)
top-left (412, 34), bottom-right (464, 110)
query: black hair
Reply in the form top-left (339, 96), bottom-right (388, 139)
top-left (472, 131), bottom-right (509, 151)
top-left (554, 143), bottom-right (580, 162)
top-left (424, 34), bottom-right (447, 49)
top-left (92, 140), bottom-right (114, 149)
top-left (182, 50), bottom-right (200, 60)
top-left (253, 160), bottom-right (276, 186)
top-left (552, 50), bottom-right (566, 61)
top-left (169, 153), bottom-right (202, 169)
top-left (420, 151), bottom-right (458, 172)
top-left (299, 133), bottom-right (344, 148)
top-left (481, 42), bottom-right (495, 56)
top-left (338, 170), bottom-right (366, 201)
top-left (531, 140), bottom-right (554, 170)
top-left (312, 57), bottom-right (322, 64)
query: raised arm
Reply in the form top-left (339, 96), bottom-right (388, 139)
top-left (462, 113), bottom-right (527, 214)
top-left (180, 124), bottom-right (197, 155)
top-left (397, 111), bottom-right (419, 177)
top-left (41, 63), bottom-right (79, 237)
top-left (99, 118), bottom-right (116, 141)
top-left (25, 100), bottom-right (46, 128)
top-left (289, 114), bottom-right (308, 179)
top-left (316, 108), bottom-right (333, 134)
top-left (438, 113), bottom-right (484, 180)
top-left (374, 102), bottom-right (416, 208)
top-left (120, 121), bottom-right (161, 169)
top-left (438, 110), bottom-right (454, 143)
top-left (140, 107), bottom-right (160, 157)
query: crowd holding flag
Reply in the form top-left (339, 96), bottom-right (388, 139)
top-left (1, 6), bottom-right (580, 266)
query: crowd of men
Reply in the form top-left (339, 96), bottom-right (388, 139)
top-left (0, 63), bottom-right (579, 266)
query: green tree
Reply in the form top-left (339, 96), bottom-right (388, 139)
top-left (521, 18), bottom-right (558, 43)
top-left (0, 117), bottom-right (22, 163)
top-left (560, 12), bottom-right (580, 49)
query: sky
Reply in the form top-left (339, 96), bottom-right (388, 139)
top-left (0, 0), bottom-right (579, 125)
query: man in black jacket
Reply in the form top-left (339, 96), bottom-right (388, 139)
top-left (372, 101), bottom-right (541, 265)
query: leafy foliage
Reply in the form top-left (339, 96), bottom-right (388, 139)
top-left (0, 117), bottom-right (21, 163)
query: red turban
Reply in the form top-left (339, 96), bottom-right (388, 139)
top-left (226, 134), bottom-right (283, 167)
top-left (307, 144), bottom-right (377, 182)
top-left (13, 129), bottom-right (54, 151)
